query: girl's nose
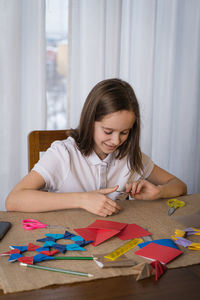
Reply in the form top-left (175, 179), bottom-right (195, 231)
top-left (111, 134), bottom-right (120, 145)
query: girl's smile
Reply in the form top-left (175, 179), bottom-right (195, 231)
top-left (93, 110), bottom-right (135, 160)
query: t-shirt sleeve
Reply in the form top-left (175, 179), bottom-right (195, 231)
top-left (32, 140), bottom-right (70, 191)
top-left (141, 153), bottom-right (154, 179)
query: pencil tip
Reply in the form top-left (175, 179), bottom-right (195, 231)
top-left (88, 274), bottom-right (94, 277)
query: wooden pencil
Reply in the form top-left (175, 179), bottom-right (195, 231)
top-left (20, 263), bottom-right (94, 277)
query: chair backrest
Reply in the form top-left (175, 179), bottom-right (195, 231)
top-left (28, 130), bottom-right (70, 171)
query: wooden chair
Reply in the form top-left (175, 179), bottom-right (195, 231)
top-left (28, 130), bottom-right (70, 171)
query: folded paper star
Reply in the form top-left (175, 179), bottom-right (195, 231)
top-left (0, 229), bottom-right (93, 265)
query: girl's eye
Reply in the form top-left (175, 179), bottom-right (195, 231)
top-left (104, 131), bottom-right (112, 135)
top-left (121, 131), bottom-right (129, 135)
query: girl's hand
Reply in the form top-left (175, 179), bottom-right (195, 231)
top-left (79, 186), bottom-right (122, 217)
top-left (126, 180), bottom-right (161, 200)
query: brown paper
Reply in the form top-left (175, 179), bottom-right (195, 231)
top-left (0, 193), bottom-right (200, 294)
top-left (131, 262), bottom-right (152, 281)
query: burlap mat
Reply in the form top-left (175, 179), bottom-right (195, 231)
top-left (0, 194), bottom-right (200, 294)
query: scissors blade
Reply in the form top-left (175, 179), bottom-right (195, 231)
top-left (168, 206), bottom-right (176, 216)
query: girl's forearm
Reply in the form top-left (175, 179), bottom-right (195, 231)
top-left (6, 190), bottom-right (82, 212)
top-left (158, 178), bottom-right (187, 199)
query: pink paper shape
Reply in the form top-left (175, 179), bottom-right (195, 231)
top-left (117, 224), bottom-right (152, 240)
top-left (134, 242), bottom-right (182, 264)
top-left (74, 220), bottom-right (127, 246)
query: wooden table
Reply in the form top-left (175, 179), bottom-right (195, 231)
top-left (0, 264), bottom-right (200, 299)
top-left (1, 194), bottom-right (200, 299)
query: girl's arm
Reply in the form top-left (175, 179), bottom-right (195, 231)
top-left (125, 165), bottom-right (187, 200)
top-left (6, 170), bottom-right (121, 217)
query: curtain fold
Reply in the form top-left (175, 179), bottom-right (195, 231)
top-left (0, 0), bottom-right (46, 210)
top-left (69, 0), bottom-right (200, 194)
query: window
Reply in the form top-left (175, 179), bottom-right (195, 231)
top-left (45, 0), bottom-right (69, 129)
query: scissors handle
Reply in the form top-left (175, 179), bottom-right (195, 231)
top-left (22, 219), bottom-right (48, 230)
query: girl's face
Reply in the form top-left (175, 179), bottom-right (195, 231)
top-left (93, 110), bottom-right (135, 160)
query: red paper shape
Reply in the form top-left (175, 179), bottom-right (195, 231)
top-left (134, 242), bottom-right (182, 264)
top-left (27, 243), bottom-right (40, 251)
top-left (40, 249), bottom-right (60, 256)
top-left (74, 220), bottom-right (127, 246)
top-left (0, 249), bottom-right (20, 256)
top-left (18, 256), bottom-right (34, 265)
top-left (117, 224), bottom-right (152, 240)
top-left (150, 260), bottom-right (167, 280)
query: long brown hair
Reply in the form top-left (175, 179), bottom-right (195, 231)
top-left (70, 78), bottom-right (143, 174)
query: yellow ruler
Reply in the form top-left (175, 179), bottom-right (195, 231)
top-left (104, 238), bottom-right (143, 261)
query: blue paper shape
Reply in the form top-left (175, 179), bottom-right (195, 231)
top-left (36, 236), bottom-right (56, 242)
top-left (138, 239), bottom-right (179, 250)
top-left (66, 244), bottom-right (85, 251)
top-left (75, 240), bottom-right (93, 247)
top-left (52, 244), bottom-right (67, 253)
top-left (46, 233), bottom-right (65, 240)
top-left (43, 241), bottom-right (57, 247)
top-left (35, 247), bottom-right (50, 253)
top-left (71, 235), bottom-right (84, 242)
top-left (33, 253), bottom-right (55, 263)
top-left (8, 253), bottom-right (24, 262)
top-left (10, 246), bottom-right (28, 252)
top-left (64, 231), bottom-right (76, 239)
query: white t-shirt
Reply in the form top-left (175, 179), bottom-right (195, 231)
top-left (33, 137), bottom-right (154, 200)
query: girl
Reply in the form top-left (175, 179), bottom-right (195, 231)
top-left (6, 78), bottom-right (187, 217)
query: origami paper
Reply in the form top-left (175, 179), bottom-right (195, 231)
top-left (135, 242), bottom-right (182, 264)
top-left (188, 243), bottom-right (200, 250)
top-left (39, 249), bottom-right (60, 256)
top-left (27, 243), bottom-right (40, 251)
top-left (10, 246), bottom-right (28, 252)
top-left (1, 229), bottom-right (93, 265)
top-left (33, 253), bottom-right (55, 263)
top-left (184, 227), bottom-right (200, 235)
top-left (8, 253), bottom-right (24, 262)
top-left (117, 224), bottom-right (152, 240)
top-left (36, 236), bottom-right (56, 242)
top-left (46, 233), bottom-right (65, 240)
top-left (138, 239), bottom-right (179, 250)
top-left (43, 241), bottom-right (57, 247)
top-left (18, 256), bottom-right (34, 265)
top-left (52, 243), bottom-right (67, 253)
top-left (131, 262), bottom-right (153, 281)
top-left (65, 244), bottom-right (85, 251)
top-left (174, 237), bottom-right (193, 247)
top-left (0, 249), bottom-right (20, 256)
top-left (74, 220), bottom-right (127, 246)
top-left (150, 260), bottom-right (167, 280)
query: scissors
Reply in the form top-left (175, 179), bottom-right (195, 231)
top-left (22, 219), bottom-right (69, 231)
top-left (167, 199), bottom-right (186, 216)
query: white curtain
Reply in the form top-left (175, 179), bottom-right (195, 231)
top-left (0, 0), bottom-right (46, 210)
top-left (68, 0), bottom-right (200, 194)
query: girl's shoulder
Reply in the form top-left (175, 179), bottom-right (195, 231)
top-left (50, 136), bottom-right (78, 153)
